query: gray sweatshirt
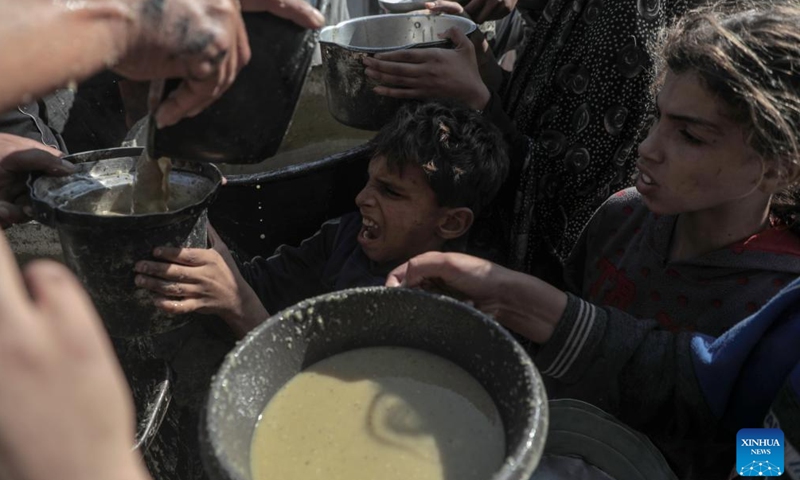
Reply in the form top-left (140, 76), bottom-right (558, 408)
top-left (533, 188), bottom-right (800, 478)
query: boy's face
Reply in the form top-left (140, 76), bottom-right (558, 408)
top-left (355, 156), bottom-right (450, 265)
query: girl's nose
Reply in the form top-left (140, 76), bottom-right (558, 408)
top-left (637, 120), bottom-right (664, 164)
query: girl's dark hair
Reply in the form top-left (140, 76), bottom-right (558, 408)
top-left (369, 101), bottom-right (509, 216)
top-left (654, 3), bottom-right (800, 183)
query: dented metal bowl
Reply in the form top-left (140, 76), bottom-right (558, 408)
top-left (319, 14), bottom-right (477, 130)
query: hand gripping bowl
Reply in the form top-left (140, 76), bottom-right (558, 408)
top-left (319, 14), bottom-right (477, 130)
top-left (201, 287), bottom-right (548, 480)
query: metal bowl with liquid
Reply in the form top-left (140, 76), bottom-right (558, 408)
top-left (202, 287), bottom-right (548, 480)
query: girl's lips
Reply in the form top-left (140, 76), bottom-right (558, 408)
top-left (640, 171), bottom-right (656, 185)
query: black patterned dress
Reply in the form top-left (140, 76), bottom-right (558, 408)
top-left (499, 0), bottom-right (692, 276)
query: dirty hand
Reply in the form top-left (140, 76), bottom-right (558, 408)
top-left (240, 0), bottom-right (326, 29)
top-left (0, 133), bottom-right (72, 228)
top-left (386, 252), bottom-right (566, 343)
top-left (113, 0), bottom-right (252, 128)
top-left (133, 225), bottom-right (267, 335)
top-left (363, 27), bottom-right (491, 111)
top-left (0, 231), bottom-right (148, 480)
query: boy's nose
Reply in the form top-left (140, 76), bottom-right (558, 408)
top-left (355, 186), bottom-right (374, 207)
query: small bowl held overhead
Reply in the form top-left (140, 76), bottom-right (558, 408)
top-left (319, 14), bottom-right (477, 130)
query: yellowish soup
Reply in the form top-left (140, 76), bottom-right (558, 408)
top-left (250, 346), bottom-right (506, 480)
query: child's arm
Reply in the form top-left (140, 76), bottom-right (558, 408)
top-left (134, 226), bottom-right (268, 338)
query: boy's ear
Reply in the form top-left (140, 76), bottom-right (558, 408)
top-left (437, 207), bottom-right (474, 240)
top-left (760, 160), bottom-right (800, 194)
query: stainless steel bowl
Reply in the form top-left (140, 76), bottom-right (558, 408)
top-left (319, 14), bottom-right (477, 130)
top-left (319, 13), bottom-right (475, 51)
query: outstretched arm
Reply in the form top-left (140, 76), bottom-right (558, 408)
top-left (0, 229), bottom-right (150, 480)
top-left (386, 252), bottom-right (745, 442)
top-left (0, 0), bottom-right (250, 128)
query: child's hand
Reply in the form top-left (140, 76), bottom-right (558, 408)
top-left (133, 226), bottom-right (267, 336)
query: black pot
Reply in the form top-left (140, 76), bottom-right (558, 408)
top-left (29, 147), bottom-right (221, 338)
top-left (201, 287), bottom-right (548, 480)
top-left (209, 143), bottom-right (371, 259)
top-left (151, 6), bottom-right (325, 164)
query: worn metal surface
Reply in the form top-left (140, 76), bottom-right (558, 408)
top-left (29, 147), bottom-right (221, 338)
top-left (319, 14), bottom-right (476, 130)
top-left (203, 287), bottom-right (549, 480)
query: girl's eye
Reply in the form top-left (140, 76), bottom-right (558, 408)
top-left (679, 129), bottom-right (704, 145)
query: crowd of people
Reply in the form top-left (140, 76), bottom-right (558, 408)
top-left (0, 0), bottom-right (799, 479)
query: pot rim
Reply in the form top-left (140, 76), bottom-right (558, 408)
top-left (203, 286), bottom-right (548, 480)
top-left (28, 147), bottom-right (222, 229)
top-left (319, 13), bottom-right (477, 53)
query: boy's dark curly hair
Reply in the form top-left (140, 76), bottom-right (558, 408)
top-left (369, 102), bottom-right (509, 216)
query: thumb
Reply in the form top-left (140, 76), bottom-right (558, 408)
top-left (385, 263), bottom-right (409, 287)
top-left (3, 149), bottom-right (73, 176)
top-left (207, 224), bottom-right (227, 251)
top-left (440, 26), bottom-right (472, 50)
top-left (0, 200), bottom-right (27, 228)
top-left (208, 224), bottom-right (235, 262)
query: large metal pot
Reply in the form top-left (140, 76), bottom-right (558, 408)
top-left (202, 287), bottom-right (548, 480)
top-left (29, 147), bottom-right (221, 338)
top-left (319, 14), bottom-right (476, 130)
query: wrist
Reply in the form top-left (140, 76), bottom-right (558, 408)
top-left (468, 85), bottom-right (491, 112)
top-left (493, 269), bottom-right (567, 344)
top-left (225, 286), bottom-right (268, 338)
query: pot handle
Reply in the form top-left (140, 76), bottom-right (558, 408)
top-left (133, 364), bottom-right (173, 453)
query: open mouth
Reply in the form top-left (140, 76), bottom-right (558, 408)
top-left (361, 216), bottom-right (381, 241)
top-left (638, 170), bottom-right (657, 186)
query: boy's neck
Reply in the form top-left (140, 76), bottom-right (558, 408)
top-left (669, 196), bottom-right (772, 262)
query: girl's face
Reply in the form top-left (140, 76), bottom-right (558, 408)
top-left (636, 70), bottom-right (768, 216)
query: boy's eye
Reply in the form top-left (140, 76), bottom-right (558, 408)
top-left (380, 184), bottom-right (401, 197)
top-left (679, 129), bottom-right (704, 145)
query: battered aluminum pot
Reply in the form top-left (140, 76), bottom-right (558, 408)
top-left (202, 287), bottom-right (548, 480)
top-left (319, 14), bottom-right (477, 130)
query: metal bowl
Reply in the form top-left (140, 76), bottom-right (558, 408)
top-left (319, 14), bottom-right (477, 130)
top-left (202, 287), bottom-right (548, 480)
top-left (319, 13), bottom-right (475, 52)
